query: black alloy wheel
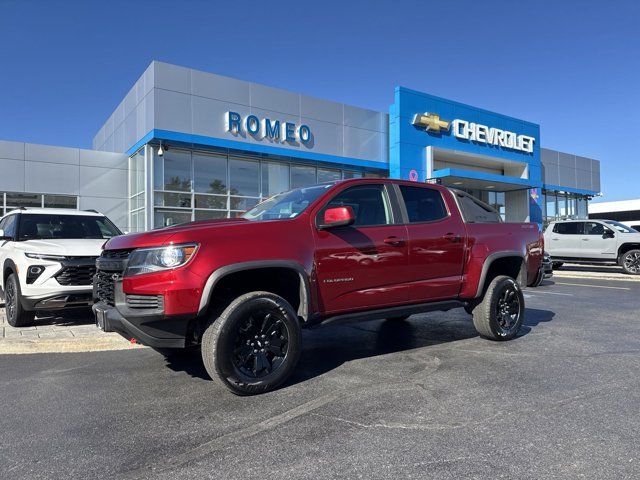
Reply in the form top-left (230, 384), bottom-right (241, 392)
top-left (472, 275), bottom-right (525, 341)
top-left (201, 291), bottom-right (302, 395)
top-left (232, 309), bottom-right (289, 378)
top-left (4, 274), bottom-right (36, 327)
top-left (5, 277), bottom-right (17, 321)
top-left (495, 283), bottom-right (522, 335)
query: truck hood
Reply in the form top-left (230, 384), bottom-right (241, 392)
top-left (103, 218), bottom-right (250, 250)
top-left (13, 238), bottom-right (106, 257)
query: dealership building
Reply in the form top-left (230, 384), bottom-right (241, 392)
top-left (0, 61), bottom-right (601, 232)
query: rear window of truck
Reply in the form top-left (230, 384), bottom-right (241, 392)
top-left (453, 191), bottom-right (502, 223)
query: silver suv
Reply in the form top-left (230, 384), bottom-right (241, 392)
top-left (544, 219), bottom-right (640, 275)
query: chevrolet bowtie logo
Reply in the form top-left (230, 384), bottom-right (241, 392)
top-left (412, 112), bottom-right (450, 133)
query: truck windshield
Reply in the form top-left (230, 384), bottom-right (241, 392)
top-left (243, 184), bottom-right (332, 221)
top-left (17, 214), bottom-right (122, 241)
top-left (604, 220), bottom-right (637, 233)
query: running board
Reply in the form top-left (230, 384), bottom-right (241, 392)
top-left (312, 300), bottom-right (465, 328)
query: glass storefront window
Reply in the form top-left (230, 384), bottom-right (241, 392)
top-left (261, 162), bottom-right (289, 197)
top-left (150, 147), bottom-right (384, 230)
top-left (43, 195), bottom-right (77, 209)
top-left (154, 192), bottom-right (192, 208)
top-left (229, 158), bottom-right (259, 196)
top-left (154, 209), bottom-right (192, 228)
top-left (195, 210), bottom-right (228, 221)
top-left (1, 192), bottom-right (78, 216)
top-left (159, 150), bottom-right (192, 191)
top-left (317, 168), bottom-right (341, 184)
top-left (230, 196), bottom-right (260, 212)
top-left (195, 194), bottom-right (227, 210)
top-left (291, 165), bottom-right (316, 188)
top-left (194, 153), bottom-right (227, 194)
top-left (546, 194), bottom-right (557, 219)
top-left (342, 171), bottom-right (363, 179)
top-left (7, 193), bottom-right (41, 208)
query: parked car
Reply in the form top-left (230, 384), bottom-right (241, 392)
top-left (530, 251), bottom-right (553, 286)
top-left (544, 219), bottom-right (640, 275)
top-left (93, 179), bottom-right (544, 395)
top-left (0, 208), bottom-right (122, 326)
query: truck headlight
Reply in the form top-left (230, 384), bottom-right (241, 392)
top-left (124, 244), bottom-right (198, 276)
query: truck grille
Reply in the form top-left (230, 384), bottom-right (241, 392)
top-left (55, 264), bottom-right (97, 286)
top-left (94, 249), bottom-right (131, 306)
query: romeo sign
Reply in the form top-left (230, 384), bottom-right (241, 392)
top-left (225, 111), bottom-right (312, 145)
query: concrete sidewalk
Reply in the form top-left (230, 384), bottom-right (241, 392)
top-left (552, 263), bottom-right (640, 282)
top-left (0, 306), bottom-right (143, 354)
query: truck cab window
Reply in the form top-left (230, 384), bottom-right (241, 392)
top-left (322, 185), bottom-right (391, 227)
top-left (399, 185), bottom-right (447, 223)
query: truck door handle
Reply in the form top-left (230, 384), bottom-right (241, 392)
top-left (383, 236), bottom-right (405, 247)
top-left (443, 233), bottom-right (462, 243)
top-left (582, 238), bottom-right (589, 241)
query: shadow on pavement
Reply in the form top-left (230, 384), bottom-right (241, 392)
top-left (518, 307), bottom-right (555, 337)
top-left (156, 307), bottom-right (556, 386)
top-left (34, 307), bottom-right (95, 327)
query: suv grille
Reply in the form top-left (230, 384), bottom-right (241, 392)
top-left (94, 249), bottom-right (131, 306)
top-left (55, 264), bottom-right (97, 286)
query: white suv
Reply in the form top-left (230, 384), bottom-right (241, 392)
top-left (0, 208), bottom-right (122, 326)
top-left (544, 219), bottom-right (640, 275)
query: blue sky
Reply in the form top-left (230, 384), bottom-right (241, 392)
top-left (0, 0), bottom-right (637, 201)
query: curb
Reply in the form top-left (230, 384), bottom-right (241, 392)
top-left (0, 335), bottom-right (147, 355)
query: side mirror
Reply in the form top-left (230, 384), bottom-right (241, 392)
top-left (318, 206), bottom-right (356, 230)
top-left (603, 230), bottom-right (615, 239)
top-left (0, 229), bottom-right (11, 241)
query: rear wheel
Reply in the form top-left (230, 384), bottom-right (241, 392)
top-left (5, 273), bottom-right (36, 327)
top-left (620, 249), bottom-right (640, 275)
top-left (201, 291), bottom-right (302, 395)
top-left (472, 275), bottom-right (524, 341)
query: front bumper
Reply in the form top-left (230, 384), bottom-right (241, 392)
top-left (93, 301), bottom-right (192, 348)
top-left (21, 291), bottom-right (94, 310)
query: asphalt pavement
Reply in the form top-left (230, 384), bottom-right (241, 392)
top-left (1, 275), bottom-right (639, 479)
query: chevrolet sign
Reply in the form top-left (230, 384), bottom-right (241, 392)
top-left (413, 112), bottom-right (535, 154)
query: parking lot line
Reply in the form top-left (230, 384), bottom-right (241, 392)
top-left (554, 282), bottom-right (631, 291)
top-left (529, 290), bottom-right (574, 296)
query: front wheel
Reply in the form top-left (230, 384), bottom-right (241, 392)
top-left (620, 250), bottom-right (640, 275)
top-left (5, 273), bottom-right (36, 327)
top-left (201, 291), bottom-right (302, 395)
top-left (552, 262), bottom-right (564, 270)
top-left (473, 276), bottom-right (525, 341)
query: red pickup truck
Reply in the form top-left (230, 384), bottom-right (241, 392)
top-left (93, 179), bottom-right (543, 395)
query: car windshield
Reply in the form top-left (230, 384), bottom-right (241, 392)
top-left (604, 220), bottom-right (637, 233)
top-left (17, 214), bottom-right (122, 241)
top-left (242, 184), bottom-right (333, 221)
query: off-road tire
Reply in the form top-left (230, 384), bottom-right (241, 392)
top-left (5, 273), bottom-right (36, 327)
top-left (472, 275), bottom-right (524, 341)
top-left (201, 291), bottom-right (302, 395)
top-left (620, 249), bottom-right (640, 275)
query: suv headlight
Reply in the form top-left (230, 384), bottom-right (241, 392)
top-left (125, 244), bottom-right (198, 276)
top-left (25, 253), bottom-right (66, 261)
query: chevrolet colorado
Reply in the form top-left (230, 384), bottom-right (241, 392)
top-left (93, 179), bottom-right (543, 395)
